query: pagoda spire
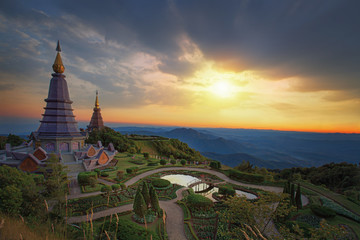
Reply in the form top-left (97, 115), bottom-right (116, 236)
top-left (52, 40), bottom-right (65, 73)
top-left (95, 90), bottom-right (100, 109)
top-left (88, 90), bottom-right (104, 131)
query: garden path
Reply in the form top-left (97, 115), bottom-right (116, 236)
top-left (67, 188), bottom-right (188, 240)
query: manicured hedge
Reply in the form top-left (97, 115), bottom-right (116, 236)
top-left (310, 205), bottom-right (336, 218)
top-left (209, 161), bottom-right (221, 169)
top-left (186, 194), bottom-right (213, 210)
top-left (105, 218), bottom-right (160, 240)
top-left (228, 169), bottom-right (264, 183)
top-left (152, 178), bottom-right (171, 188)
top-left (218, 184), bottom-right (235, 196)
top-left (101, 172), bottom-right (109, 177)
top-left (77, 171), bottom-right (97, 186)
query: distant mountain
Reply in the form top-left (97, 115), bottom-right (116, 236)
top-left (114, 126), bottom-right (360, 169)
top-left (202, 152), bottom-right (298, 169)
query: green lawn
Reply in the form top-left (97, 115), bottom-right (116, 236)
top-left (299, 180), bottom-right (360, 216)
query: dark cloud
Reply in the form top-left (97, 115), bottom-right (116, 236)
top-left (1, 0), bottom-right (360, 102)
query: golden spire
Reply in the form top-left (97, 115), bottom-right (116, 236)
top-left (95, 90), bottom-right (100, 109)
top-left (52, 40), bottom-right (65, 73)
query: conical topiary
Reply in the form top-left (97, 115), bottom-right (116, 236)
top-left (133, 190), bottom-right (146, 218)
top-left (141, 181), bottom-right (151, 208)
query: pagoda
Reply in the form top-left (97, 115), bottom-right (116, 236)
top-left (88, 90), bottom-right (104, 131)
top-left (33, 41), bottom-right (86, 153)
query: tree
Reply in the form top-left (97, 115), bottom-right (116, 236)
top-left (112, 184), bottom-right (120, 194)
top-left (170, 159), bottom-right (176, 165)
top-left (133, 190), bottom-right (146, 218)
top-left (0, 185), bottom-right (23, 214)
top-left (141, 181), bottom-right (151, 208)
top-left (295, 183), bottom-right (302, 210)
top-left (6, 133), bottom-right (25, 147)
top-left (41, 154), bottom-right (68, 199)
top-left (180, 159), bottom-right (186, 166)
top-left (117, 170), bottom-right (124, 180)
top-left (290, 183), bottom-right (295, 206)
top-left (160, 159), bottom-right (167, 166)
top-left (101, 185), bottom-right (112, 201)
top-left (149, 184), bottom-right (161, 215)
top-left (143, 152), bottom-right (150, 159)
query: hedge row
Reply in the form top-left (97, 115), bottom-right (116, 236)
top-left (152, 178), bottom-right (171, 188)
top-left (228, 169), bottom-right (264, 183)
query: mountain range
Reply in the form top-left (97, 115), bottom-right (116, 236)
top-left (114, 127), bottom-right (360, 169)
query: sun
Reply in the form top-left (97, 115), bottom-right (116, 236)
top-left (210, 81), bottom-right (233, 98)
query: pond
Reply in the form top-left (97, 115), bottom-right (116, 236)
top-left (161, 174), bottom-right (257, 200)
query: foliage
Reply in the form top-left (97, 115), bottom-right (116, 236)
top-left (186, 194), bottom-right (213, 210)
top-left (149, 184), bottom-right (161, 214)
top-left (77, 171), bottom-right (97, 186)
top-left (310, 205), bottom-right (336, 218)
top-left (180, 159), bottom-right (186, 166)
top-left (143, 152), bottom-right (150, 159)
top-left (133, 189), bottom-right (146, 218)
top-left (218, 184), bottom-right (235, 197)
top-left (41, 154), bottom-right (69, 199)
top-left (86, 127), bottom-right (139, 152)
top-left (141, 181), bottom-right (151, 208)
top-left (309, 219), bottom-right (347, 240)
top-left (6, 133), bottom-right (25, 147)
top-left (100, 172), bottom-right (109, 177)
top-left (151, 178), bottom-right (171, 188)
top-left (103, 218), bottom-right (160, 240)
top-left (152, 138), bottom-right (206, 161)
top-left (295, 183), bottom-right (302, 210)
top-left (278, 162), bottom-right (360, 194)
top-left (116, 170), bottom-right (124, 179)
top-left (228, 169), bottom-right (265, 183)
top-left (170, 159), bottom-right (176, 165)
top-left (101, 185), bottom-right (112, 195)
top-left (0, 185), bottom-right (23, 214)
top-left (159, 159), bottom-right (167, 165)
top-left (111, 184), bottom-right (120, 192)
top-left (147, 161), bottom-right (158, 166)
top-left (234, 160), bottom-right (253, 172)
top-left (320, 197), bottom-right (360, 222)
top-left (209, 160), bottom-right (221, 169)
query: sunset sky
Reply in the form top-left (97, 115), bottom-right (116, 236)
top-left (0, 0), bottom-right (359, 133)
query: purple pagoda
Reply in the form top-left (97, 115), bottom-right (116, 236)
top-left (88, 90), bottom-right (105, 131)
top-left (32, 41), bottom-right (86, 153)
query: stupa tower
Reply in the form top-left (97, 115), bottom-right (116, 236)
top-left (34, 41), bottom-right (86, 153)
top-left (88, 90), bottom-right (104, 131)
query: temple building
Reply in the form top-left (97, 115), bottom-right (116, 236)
top-left (88, 91), bottom-right (105, 131)
top-left (0, 41), bottom-right (117, 173)
top-left (31, 41), bottom-right (86, 153)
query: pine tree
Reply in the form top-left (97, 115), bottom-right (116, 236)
top-left (133, 190), bottom-right (146, 218)
top-left (141, 181), bottom-right (151, 208)
top-left (149, 184), bottom-right (161, 215)
top-left (295, 183), bottom-right (302, 210)
top-left (290, 183), bottom-right (295, 206)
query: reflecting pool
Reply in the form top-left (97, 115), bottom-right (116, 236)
top-left (161, 174), bottom-right (257, 200)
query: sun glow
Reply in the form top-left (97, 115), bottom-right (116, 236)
top-left (210, 81), bottom-right (233, 98)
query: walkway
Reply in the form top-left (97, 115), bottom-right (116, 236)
top-left (67, 188), bottom-right (188, 240)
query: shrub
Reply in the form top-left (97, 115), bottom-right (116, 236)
top-left (112, 184), bottom-right (120, 192)
top-left (78, 172), bottom-right (97, 186)
top-left (147, 161), bottom-right (158, 166)
top-left (152, 178), bottom-right (171, 188)
top-left (170, 159), bottom-right (176, 165)
top-left (143, 152), bottom-right (150, 159)
top-left (101, 172), bottom-right (109, 177)
top-left (210, 161), bottom-right (221, 169)
top-left (310, 205), bottom-right (336, 218)
top-left (228, 169), bottom-right (264, 183)
top-left (160, 159), bottom-right (167, 165)
top-left (101, 185), bottom-right (112, 194)
top-left (117, 170), bottom-right (124, 179)
top-left (120, 183), bottom-right (126, 190)
top-left (94, 168), bottom-right (101, 176)
top-left (180, 159), bottom-right (186, 166)
top-left (218, 184), bottom-right (235, 196)
top-left (126, 168), bottom-right (133, 174)
top-left (186, 194), bottom-right (213, 210)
